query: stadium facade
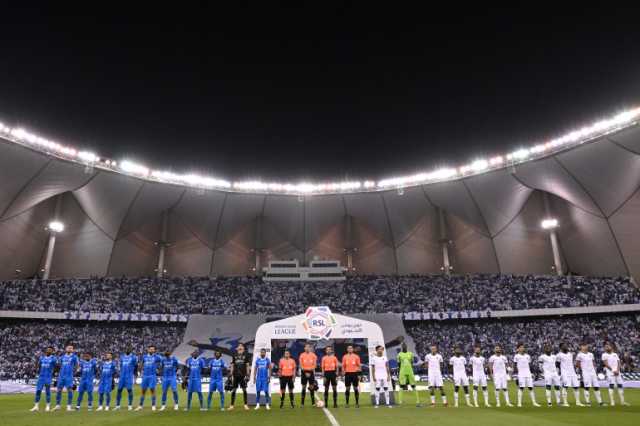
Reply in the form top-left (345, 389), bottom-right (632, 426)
top-left (1, 113), bottom-right (640, 280)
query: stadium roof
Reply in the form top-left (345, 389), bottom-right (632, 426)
top-left (1, 108), bottom-right (640, 280)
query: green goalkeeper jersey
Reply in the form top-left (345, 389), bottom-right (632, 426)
top-left (397, 351), bottom-right (414, 373)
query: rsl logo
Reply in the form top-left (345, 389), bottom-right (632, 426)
top-left (302, 306), bottom-right (337, 340)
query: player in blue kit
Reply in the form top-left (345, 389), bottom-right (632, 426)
top-left (207, 351), bottom-right (226, 411)
top-left (53, 344), bottom-right (79, 411)
top-left (136, 345), bottom-right (162, 411)
top-left (115, 348), bottom-right (138, 411)
top-left (76, 352), bottom-right (98, 410)
top-left (253, 348), bottom-right (272, 410)
top-left (30, 347), bottom-right (57, 412)
top-left (160, 350), bottom-right (180, 411)
top-left (96, 352), bottom-right (116, 411)
top-left (183, 351), bottom-right (206, 411)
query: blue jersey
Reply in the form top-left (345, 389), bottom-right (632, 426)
top-left (38, 355), bottom-right (57, 380)
top-left (162, 356), bottom-right (179, 378)
top-left (79, 358), bottom-right (98, 382)
top-left (186, 357), bottom-right (205, 381)
top-left (209, 358), bottom-right (226, 380)
top-left (255, 357), bottom-right (271, 381)
top-left (119, 353), bottom-right (138, 379)
top-left (100, 361), bottom-right (116, 381)
top-left (142, 354), bottom-right (162, 377)
top-left (58, 353), bottom-right (79, 378)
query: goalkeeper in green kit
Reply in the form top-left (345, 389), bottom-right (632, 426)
top-left (396, 342), bottom-right (420, 406)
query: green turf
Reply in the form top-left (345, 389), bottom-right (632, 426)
top-left (2, 383), bottom-right (638, 426)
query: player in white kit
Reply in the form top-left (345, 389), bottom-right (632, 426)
top-left (538, 344), bottom-right (562, 406)
top-left (488, 345), bottom-right (513, 407)
top-left (449, 347), bottom-right (471, 407)
top-left (557, 343), bottom-right (584, 406)
top-left (576, 343), bottom-right (605, 406)
top-left (470, 345), bottom-right (491, 407)
top-left (513, 344), bottom-right (540, 407)
top-left (370, 345), bottom-right (392, 408)
top-left (602, 342), bottom-right (629, 406)
top-left (424, 345), bottom-right (447, 406)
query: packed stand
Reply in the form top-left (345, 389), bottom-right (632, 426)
top-left (0, 320), bottom-right (185, 380)
top-left (406, 314), bottom-right (640, 374)
top-left (0, 274), bottom-right (639, 315)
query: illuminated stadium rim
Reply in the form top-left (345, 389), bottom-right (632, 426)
top-left (0, 107), bottom-right (639, 195)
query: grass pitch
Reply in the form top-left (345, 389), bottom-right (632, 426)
top-left (2, 383), bottom-right (638, 426)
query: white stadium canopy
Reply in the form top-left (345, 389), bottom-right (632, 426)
top-left (1, 108), bottom-right (640, 279)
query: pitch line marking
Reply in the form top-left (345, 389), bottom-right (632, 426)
top-left (322, 407), bottom-right (341, 426)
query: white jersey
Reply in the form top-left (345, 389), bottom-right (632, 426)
top-left (470, 355), bottom-right (486, 377)
top-left (538, 354), bottom-right (559, 378)
top-left (489, 354), bottom-right (508, 376)
top-left (425, 353), bottom-right (443, 376)
top-left (576, 352), bottom-right (596, 375)
top-left (556, 352), bottom-right (577, 377)
top-left (602, 352), bottom-right (620, 373)
top-left (449, 356), bottom-right (467, 378)
top-left (371, 355), bottom-right (388, 379)
top-left (513, 353), bottom-right (532, 377)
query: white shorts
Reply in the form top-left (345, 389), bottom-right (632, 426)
top-left (606, 372), bottom-right (624, 386)
top-left (454, 375), bottom-right (469, 386)
top-left (544, 374), bottom-right (561, 387)
top-left (473, 374), bottom-right (487, 387)
top-left (582, 371), bottom-right (599, 388)
top-left (428, 373), bottom-right (443, 387)
top-left (374, 377), bottom-right (390, 390)
top-left (562, 374), bottom-right (579, 388)
top-left (493, 375), bottom-right (507, 389)
top-left (517, 375), bottom-right (533, 388)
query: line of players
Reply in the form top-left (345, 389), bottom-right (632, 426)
top-left (396, 341), bottom-right (629, 408)
top-left (30, 342), bottom-right (394, 412)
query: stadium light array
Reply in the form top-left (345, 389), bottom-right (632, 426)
top-left (48, 221), bottom-right (65, 233)
top-left (541, 218), bottom-right (559, 230)
top-left (1, 107), bottom-right (639, 195)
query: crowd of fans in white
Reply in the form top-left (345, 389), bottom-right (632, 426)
top-left (0, 322), bottom-right (184, 380)
top-left (1, 274), bottom-right (638, 315)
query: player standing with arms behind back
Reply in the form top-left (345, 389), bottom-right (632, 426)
top-left (30, 347), bottom-right (57, 412)
top-left (602, 342), bottom-right (629, 406)
top-left (299, 344), bottom-right (318, 407)
top-left (425, 344), bottom-right (447, 406)
top-left (513, 343), bottom-right (540, 407)
top-left (449, 346), bottom-right (471, 407)
top-left (137, 345), bottom-right (161, 411)
top-left (470, 345), bottom-right (491, 407)
top-left (489, 345), bottom-right (513, 407)
top-left (253, 348), bottom-right (272, 410)
top-left (538, 345), bottom-right (562, 406)
top-left (342, 345), bottom-right (361, 408)
top-left (396, 342), bottom-right (420, 406)
top-left (576, 343), bottom-right (605, 406)
top-left (96, 352), bottom-right (116, 411)
top-left (371, 345), bottom-right (392, 408)
top-left (557, 342), bottom-right (584, 406)
top-left (207, 351), bottom-right (226, 411)
top-left (76, 352), bottom-right (98, 411)
top-left (160, 350), bottom-right (180, 411)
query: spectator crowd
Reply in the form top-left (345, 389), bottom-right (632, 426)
top-left (0, 274), bottom-right (638, 315)
top-left (0, 321), bottom-right (185, 380)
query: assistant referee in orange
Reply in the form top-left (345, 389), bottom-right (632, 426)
top-left (341, 345), bottom-right (362, 407)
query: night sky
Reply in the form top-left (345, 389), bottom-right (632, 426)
top-left (1, 4), bottom-right (639, 182)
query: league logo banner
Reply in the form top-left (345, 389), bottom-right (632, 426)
top-left (301, 306), bottom-right (337, 340)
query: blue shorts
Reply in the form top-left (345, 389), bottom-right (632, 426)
top-left (57, 376), bottom-right (73, 389)
top-left (256, 379), bottom-right (269, 393)
top-left (118, 378), bottom-right (133, 391)
top-left (162, 377), bottom-right (177, 392)
top-left (141, 376), bottom-right (157, 390)
top-left (209, 379), bottom-right (224, 393)
top-left (78, 381), bottom-right (93, 393)
top-left (187, 380), bottom-right (202, 393)
top-left (36, 377), bottom-right (52, 391)
top-left (98, 380), bottom-right (112, 393)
